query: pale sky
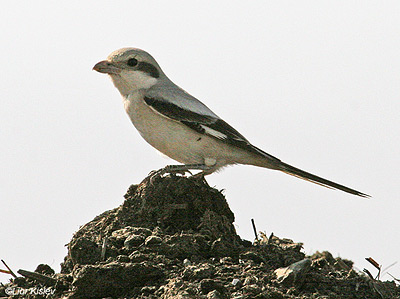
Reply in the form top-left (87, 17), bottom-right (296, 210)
top-left (1, 1), bottom-right (399, 283)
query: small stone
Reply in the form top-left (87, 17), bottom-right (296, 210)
top-left (183, 258), bottom-right (192, 267)
top-left (231, 278), bottom-right (240, 286)
top-left (145, 235), bottom-right (163, 246)
top-left (231, 278), bottom-right (243, 289)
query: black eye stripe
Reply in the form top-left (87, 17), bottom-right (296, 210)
top-left (127, 58), bottom-right (138, 67)
top-left (137, 61), bottom-right (160, 78)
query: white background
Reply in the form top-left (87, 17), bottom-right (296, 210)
top-left (1, 1), bottom-right (399, 284)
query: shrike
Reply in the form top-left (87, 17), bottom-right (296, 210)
top-left (93, 48), bottom-right (369, 197)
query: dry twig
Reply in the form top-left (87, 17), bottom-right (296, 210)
top-left (17, 269), bottom-right (57, 286)
top-left (1, 260), bottom-right (17, 278)
top-left (251, 219), bottom-right (258, 242)
top-left (101, 236), bottom-right (108, 261)
top-left (366, 257), bottom-right (381, 280)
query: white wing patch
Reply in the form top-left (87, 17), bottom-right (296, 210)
top-left (201, 125), bottom-right (227, 140)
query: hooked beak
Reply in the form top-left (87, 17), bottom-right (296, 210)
top-left (93, 60), bottom-right (121, 75)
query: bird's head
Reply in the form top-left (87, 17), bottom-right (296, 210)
top-left (93, 48), bottom-right (163, 96)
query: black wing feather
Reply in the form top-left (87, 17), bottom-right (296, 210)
top-left (144, 96), bottom-right (214, 124)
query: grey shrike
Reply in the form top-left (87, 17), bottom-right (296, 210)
top-left (93, 48), bottom-right (369, 197)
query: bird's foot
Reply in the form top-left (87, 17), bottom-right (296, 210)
top-left (142, 164), bottom-right (211, 186)
top-left (188, 171), bottom-right (211, 187)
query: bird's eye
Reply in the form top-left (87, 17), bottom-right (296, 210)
top-left (127, 58), bottom-right (138, 67)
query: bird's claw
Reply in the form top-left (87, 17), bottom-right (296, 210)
top-left (142, 166), bottom-right (193, 186)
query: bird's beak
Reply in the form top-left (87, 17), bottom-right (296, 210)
top-left (93, 60), bottom-right (121, 75)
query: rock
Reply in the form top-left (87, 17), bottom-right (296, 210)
top-left (124, 234), bottom-right (145, 249)
top-left (72, 261), bottom-right (164, 298)
top-left (183, 258), bottom-right (192, 267)
top-left (200, 279), bottom-right (226, 295)
top-left (219, 257), bottom-right (234, 264)
top-left (183, 263), bottom-right (215, 280)
top-left (129, 251), bottom-right (148, 263)
top-left (68, 237), bottom-right (101, 265)
top-left (210, 237), bottom-right (237, 257)
top-left (243, 275), bottom-right (258, 286)
top-left (240, 251), bottom-right (265, 264)
top-left (141, 285), bottom-right (157, 294)
top-left (116, 254), bottom-right (130, 263)
top-left (131, 227), bottom-right (153, 237)
top-left (161, 233), bottom-right (210, 259)
top-left (241, 283), bottom-right (261, 295)
top-left (207, 289), bottom-right (223, 298)
top-left (231, 278), bottom-right (241, 286)
top-left (274, 258), bottom-right (312, 286)
top-left (145, 235), bottom-right (163, 245)
top-left (34, 264), bottom-right (55, 276)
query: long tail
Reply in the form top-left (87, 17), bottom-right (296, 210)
top-left (276, 161), bottom-right (370, 198)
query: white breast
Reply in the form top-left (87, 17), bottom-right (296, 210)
top-left (123, 92), bottom-right (204, 164)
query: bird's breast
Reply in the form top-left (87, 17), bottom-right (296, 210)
top-left (123, 92), bottom-right (202, 163)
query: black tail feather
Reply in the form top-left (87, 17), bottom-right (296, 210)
top-left (278, 162), bottom-right (370, 198)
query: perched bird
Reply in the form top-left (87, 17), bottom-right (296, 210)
top-left (93, 48), bottom-right (369, 197)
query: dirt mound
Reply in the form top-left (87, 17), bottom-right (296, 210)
top-left (1, 175), bottom-right (398, 298)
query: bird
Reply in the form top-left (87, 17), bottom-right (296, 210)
top-left (93, 47), bottom-right (369, 198)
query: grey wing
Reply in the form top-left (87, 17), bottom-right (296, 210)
top-left (146, 81), bottom-right (220, 119)
top-left (143, 95), bottom-right (281, 162)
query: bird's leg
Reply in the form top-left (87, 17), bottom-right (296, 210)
top-left (161, 164), bottom-right (212, 175)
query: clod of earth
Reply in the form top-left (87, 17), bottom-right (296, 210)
top-left (1, 175), bottom-right (398, 298)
